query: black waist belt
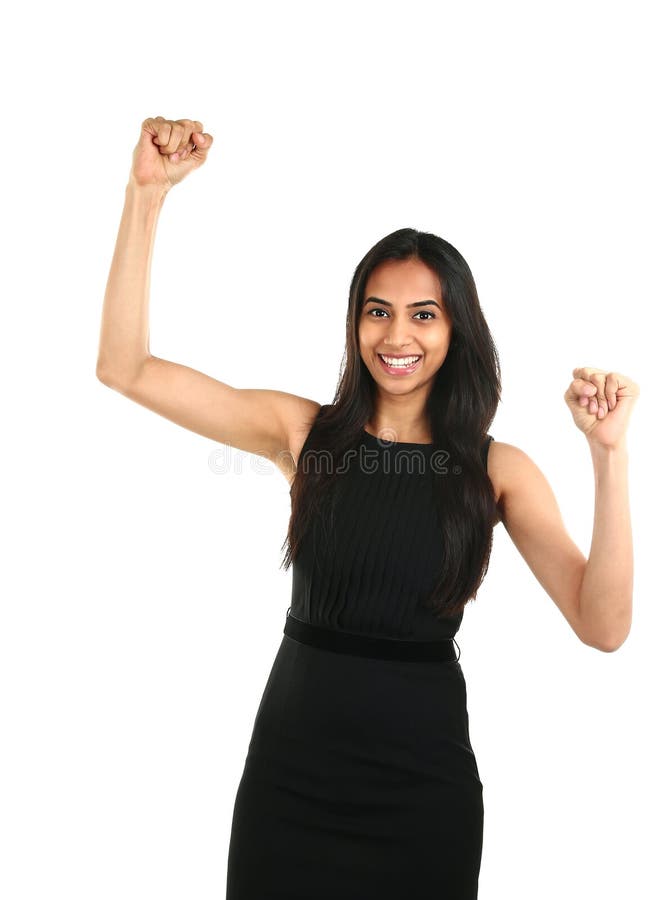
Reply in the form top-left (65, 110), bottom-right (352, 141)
top-left (283, 610), bottom-right (460, 662)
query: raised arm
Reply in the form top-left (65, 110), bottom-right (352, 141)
top-left (96, 117), bottom-right (319, 480)
top-left (491, 366), bottom-right (639, 654)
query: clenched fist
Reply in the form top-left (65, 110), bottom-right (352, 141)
top-left (130, 116), bottom-right (214, 191)
top-left (564, 366), bottom-right (640, 450)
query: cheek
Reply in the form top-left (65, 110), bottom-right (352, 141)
top-left (425, 332), bottom-right (451, 362)
top-left (357, 325), bottom-right (372, 349)
top-left (432, 327), bottom-right (452, 348)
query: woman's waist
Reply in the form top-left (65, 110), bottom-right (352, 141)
top-left (284, 608), bottom-right (460, 662)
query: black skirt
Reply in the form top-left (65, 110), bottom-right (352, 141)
top-left (226, 617), bottom-right (484, 899)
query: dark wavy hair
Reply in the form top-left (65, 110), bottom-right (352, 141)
top-left (280, 227), bottom-right (501, 620)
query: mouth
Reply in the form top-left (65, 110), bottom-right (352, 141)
top-left (377, 353), bottom-right (423, 375)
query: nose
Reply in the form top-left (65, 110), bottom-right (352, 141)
top-left (383, 318), bottom-right (413, 351)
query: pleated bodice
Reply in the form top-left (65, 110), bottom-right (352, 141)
top-left (289, 425), bottom-right (494, 641)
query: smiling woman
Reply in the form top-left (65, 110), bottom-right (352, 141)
top-left (283, 241), bottom-right (500, 626)
top-left (97, 117), bottom-right (638, 900)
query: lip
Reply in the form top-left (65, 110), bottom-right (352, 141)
top-left (377, 353), bottom-right (423, 375)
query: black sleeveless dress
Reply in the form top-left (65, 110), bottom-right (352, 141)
top-left (226, 424), bottom-right (495, 899)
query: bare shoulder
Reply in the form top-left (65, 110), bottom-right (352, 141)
top-left (486, 439), bottom-right (528, 524)
top-left (487, 439), bottom-right (554, 524)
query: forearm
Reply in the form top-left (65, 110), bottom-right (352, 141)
top-left (579, 439), bottom-right (633, 650)
top-left (96, 180), bottom-right (170, 382)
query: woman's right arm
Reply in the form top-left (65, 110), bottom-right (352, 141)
top-left (96, 118), bottom-right (320, 473)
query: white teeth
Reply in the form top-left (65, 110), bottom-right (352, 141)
top-left (380, 354), bottom-right (420, 367)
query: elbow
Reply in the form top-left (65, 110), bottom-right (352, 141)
top-left (96, 357), bottom-right (147, 391)
top-left (580, 628), bottom-right (630, 653)
top-left (577, 592), bottom-right (633, 654)
top-left (96, 363), bottom-right (112, 385)
top-left (96, 364), bottom-right (123, 389)
top-left (594, 640), bottom-right (622, 654)
top-left (600, 631), bottom-right (631, 653)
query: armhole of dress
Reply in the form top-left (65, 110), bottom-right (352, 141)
top-left (483, 435), bottom-right (494, 473)
top-left (295, 404), bottom-right (323, 471)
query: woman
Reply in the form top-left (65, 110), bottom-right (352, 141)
top-left (97, 116), bottom-right (639, 899)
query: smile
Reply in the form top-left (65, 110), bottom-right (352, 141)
top-left (377, 354), bottom-right (423, 375)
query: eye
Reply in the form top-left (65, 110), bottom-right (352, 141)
top-left (366, 308), bottom-right (437, 320)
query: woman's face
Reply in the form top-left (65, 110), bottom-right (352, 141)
top-left (358, 257), bottom-right (453, 395)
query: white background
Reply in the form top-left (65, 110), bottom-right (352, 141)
top-left (2, 0), bottom-right (666, 897)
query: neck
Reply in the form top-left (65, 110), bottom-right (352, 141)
top-left (367, 395), bottom-right (432, 443)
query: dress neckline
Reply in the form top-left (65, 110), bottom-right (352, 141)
top-left (362, 427), bottom-right (434, 447)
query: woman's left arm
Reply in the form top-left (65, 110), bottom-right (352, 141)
top-left (565, 367), bottom-right (640, 651)
top-left (492, 367), bottom-right (639, 653)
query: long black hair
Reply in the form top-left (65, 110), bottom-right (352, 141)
top-left (280, 227), bottom-right (501, 620)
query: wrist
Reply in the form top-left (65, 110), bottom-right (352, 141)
top-left (586, 435), bottom-right (629, 460)
top-left (125, 177), bottom-right (171, 202)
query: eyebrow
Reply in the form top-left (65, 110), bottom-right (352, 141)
top-left (364, 296), bottom-right (441, 309)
